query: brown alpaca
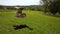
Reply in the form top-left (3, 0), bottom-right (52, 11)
top-left (16, 8), bottom-right (23, 17)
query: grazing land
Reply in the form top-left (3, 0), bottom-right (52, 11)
top-left (0, 10), bottom-right (60, 34)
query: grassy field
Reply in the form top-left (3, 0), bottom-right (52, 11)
top-left (0, 10), bottom-right (60, 34)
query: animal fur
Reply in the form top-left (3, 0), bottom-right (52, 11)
top-left (13, 24), bottom-right (33, 30)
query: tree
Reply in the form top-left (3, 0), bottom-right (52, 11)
top-left (41, 0), bottom-right (60, 15)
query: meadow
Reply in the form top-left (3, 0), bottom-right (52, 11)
top-left (0, 10), bottom-right (60, 34)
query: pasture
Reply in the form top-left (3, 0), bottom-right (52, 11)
top-left (0, 10), bottom-right (60, 34)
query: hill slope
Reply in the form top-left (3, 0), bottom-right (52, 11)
top-left (0, 10), bottom-right (60, 34)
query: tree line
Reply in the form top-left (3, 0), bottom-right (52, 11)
top-left (41, 0), bottom-right (60, 15)
top-left (0, 5), bottom-right (44, 11)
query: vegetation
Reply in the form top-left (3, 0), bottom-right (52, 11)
top-left (0, 5), bottom-right (44, 11)
top-left (0, 1), bottom-right (60, 34)
top-left (0, 10), bottom-right (60, 34)
top-left (41, 0), bottom-right (60, 15)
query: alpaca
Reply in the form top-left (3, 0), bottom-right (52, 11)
top-left (13, 24), bottom-right (33, 30)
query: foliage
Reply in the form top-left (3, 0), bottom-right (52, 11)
top-left (0, 5), bottom-right (44, 11)
top-left (41, 0), bottom-right (60, 15)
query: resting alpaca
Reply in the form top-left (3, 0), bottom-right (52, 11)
top-left (13, 24), bottom-right (33, 30)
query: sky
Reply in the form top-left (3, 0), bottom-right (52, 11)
top-left (0, 0), bottom-right (41, 6)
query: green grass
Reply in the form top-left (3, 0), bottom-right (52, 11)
top-left (0, 10), bottom-right (60, 34)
